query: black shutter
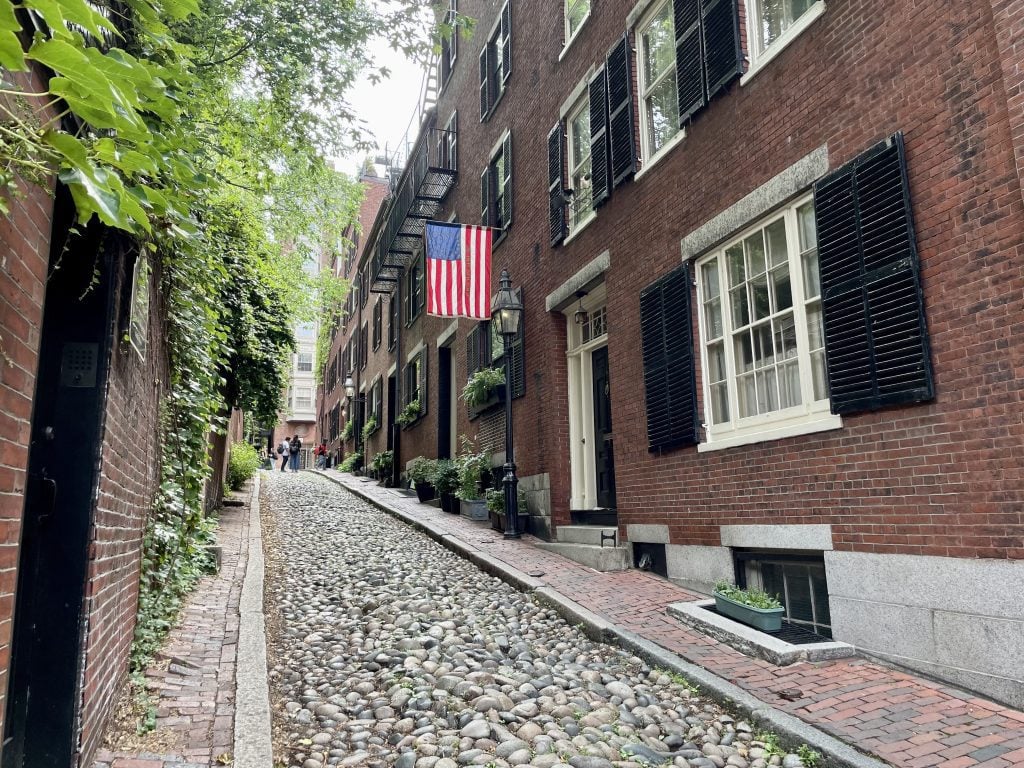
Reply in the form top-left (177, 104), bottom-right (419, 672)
top-left (589, 66), bottom-right (611, 208)
top-left (500, 2), bottom-right (511, 85)
top-left (501, 133), bottom-right (513, 228)
top-left (606, 34), bottom-right (636, 188)
top-left (480, 167), bottom-right (490, 226)
top-left (419, 351), bottom-right (429, 416)
top-left (674, 0), bottom-right (705, 124)
top-left (640, 263), bottom-right (698, 451)
top-left (813, 132), bottom-right (933, 415)
top-left (449, 111), bottom-right (458, 171)
top-left (547, 123), bottom-right (567, 246)
top-left (701, 0), bottom-right (742, 100)
top-left (479, 46), bottom-right (489, 119)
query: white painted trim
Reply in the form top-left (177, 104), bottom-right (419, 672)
top-left (489, 127), bottom-right (511, 158)
top-left (545, 251), bottom-right (610, 311)
top-left (697, 413), bottom-right (842, 452)
top-left (437, 320), bottom-right (458, 347)
top-left (388, 363), bottom-right (397, 377)
top-left (741, 2), bottom-right (827, 86)
top-left (406, 341), bottom-right (425, 364)
top-left (559, 68), bottom-right (595, 119)
top-left (564, 210), bottom-right (597, 245)
top-left (634, 127), bottom-right (687, 182)
top-left (558, 6), bottom-right (591, 62)
top-left (721, 524), bottom-right (833, 550)
top-left (626, 0), bottom-right (661, 27)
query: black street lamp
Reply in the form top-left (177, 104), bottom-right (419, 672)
top-left (491, 269), bottom-right (523, 539)
top-left (343, 375), bottom-right (366, 450)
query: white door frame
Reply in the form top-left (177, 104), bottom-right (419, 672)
top-left (565, 285), bottom-right (608, 510)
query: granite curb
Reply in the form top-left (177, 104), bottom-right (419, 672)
top-left (316, 470), bottom-right (892, 768)
top-left (233, 472), bottom-right (273, 767)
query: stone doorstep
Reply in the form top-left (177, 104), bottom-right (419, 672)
top-left (668, 599), bottom-right (856, 666)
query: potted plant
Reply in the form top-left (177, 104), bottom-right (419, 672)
top-left (408, 456), bottom-right (437, 502)
top-left (362, 415), bottom-right (378, 442)
top-left (432, 459), bottom-right (459, 513)
top-left (338, 451), bottom-right (362, 473)
top-left (462, 367), bottom-right (505, 415)
top-left (372, 450), bottom-right (393, 485)
top-left (396, 399), bottom-right (421, 428)
top-left (713, 581), bottom-right (785, 632)
top-left (485, 485), bottom-right (528, 532)
top-left (455, 442), bottom-right (491, 522)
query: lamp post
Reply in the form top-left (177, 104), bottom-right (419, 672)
top-left (344, 375), bottom-right (366, 451)
top-left (491, 269), bottom-right (523, 539)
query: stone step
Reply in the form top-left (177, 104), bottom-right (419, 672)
top-left (555, 525), bottom-right (620, 547)
top-left (535, 542), bottom-right (631, 572)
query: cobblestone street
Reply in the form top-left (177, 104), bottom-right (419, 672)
top-left (262, 472), bottom-right (823, 768)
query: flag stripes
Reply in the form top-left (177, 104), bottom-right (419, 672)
top-left (426, 222), bottom-right (492, 320)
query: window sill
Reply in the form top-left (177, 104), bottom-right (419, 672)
top-left (698, 412), bottom-right (842, 453)
top-left (558, 13), bottom-right (590, 62)
top-left (741, 2), bottom-right (826, 87)
top-left (564, 211), bottom-right (597, 245)
top-left (493, 228), bottom-right (509, 249)
top-left (634, 128), bottom-right (687, 182)
top-left (480, 88), bottom-right (507, 123)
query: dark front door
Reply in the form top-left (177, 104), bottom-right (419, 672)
top-left (4, 190), bottom-right (117, 768)
top-left (591, 346), bottom-right (617, 509)
top-left (437, 346), bottom-right (452, 459)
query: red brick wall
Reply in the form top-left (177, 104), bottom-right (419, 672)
top-left (420, 0), bottom-right (1024, 558)
top-left (0, 67), bottom-right (57, 740)
top-left (78, 245), bottom-right (168, 763)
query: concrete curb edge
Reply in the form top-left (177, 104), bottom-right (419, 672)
top-left (233, 472), bottom-right (274, 767)
top-left (319, 471), bottom-right (892, 768)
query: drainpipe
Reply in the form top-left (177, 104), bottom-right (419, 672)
top-left (392, 268), bottom-right (402, 487)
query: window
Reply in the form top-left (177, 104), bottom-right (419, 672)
top-left (479, 2), bottom-right (511, 120)
top-left (566, 94), bottom-right (593, 232)
top-left (372, 298), bottom-right (382, 350)
top-left (581, 305), bottom-right (607, 343)
top-left (740, 553), bottom-right (832, 638)
top-left (403, 350), bottom-right (426, 414)
top-left (296, 322), bottom-right (315, 340)
top-left (405, 252), bottom-right (425, 324)
top-left (466, 299), bottom-right (524, 399)
top-left (360, 264), bottom-right (370, 308)
top-left (481, 133), bottom-right (512, 234)
top-left (565, 0), bottom-right (589, 43)
top-left (439, 0), bottom-right (458, 88)
top-left (297, 351), bottom-right (313, 372)
top-left (359, 322), bottom-right (368, 371)
top-left (696, 197), bottom-right (833, 446)
top-left (438, 111), bottom-right (458, 171)
top-left (294, 387), bottom-right (312, 410)
top-left (748, 0), bottom-right (822, 63)
top-left (370, 377), bottom-right (383, 425)
top-left (637, 0), bottom-right (679, 160)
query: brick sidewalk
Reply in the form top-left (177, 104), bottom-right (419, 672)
top-left (328, 471), bottom-right (1024, 768)
top-left (92, 491), bottom-right (250, 768)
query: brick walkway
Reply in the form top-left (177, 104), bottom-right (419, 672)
top-left (329, 472), bottom-right (1024, 768)
top-left (92, 491), bottom-right (250, 768)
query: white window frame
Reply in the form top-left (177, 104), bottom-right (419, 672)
top-left (635, 0), bottom-right (683, 166)
top-left (294, 387), bottom-right (313, 410)
top-left (565, 91), bottom-right (595, 238)
top-left (562, 0), bottom-right (591, 56)
top-left (695, 194), bottom-right (840, 452)
top-left (297, 351), bottom-right (313, 372)
top-left (742, 0), bottom-right (826, 85)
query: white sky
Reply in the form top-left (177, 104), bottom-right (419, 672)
top-left (336, 37), bottom-right (429, 177)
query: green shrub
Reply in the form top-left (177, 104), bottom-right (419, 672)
top-left (341, 419), bottom-right (354, 441)
top-left (714, 581), bottom-right (782, 610)
top-left (409, 456), bottom-right (437, 484)
top-left (485, 485), bottom-right (527, 514)
top-left (431, 459), bottom-right (459, 495)
top-left (339, 451), bottom-right (362, 472)
top-left (396, 399), bottom-right (421, 427)
top-left (371, 450), bottom-right (393, 474)
top-left (227, 442), bottom-right (260, 490)
top-left (456, 451), bottom-right (491, 500)
top-left (362, 415), bottom-right (378, 441)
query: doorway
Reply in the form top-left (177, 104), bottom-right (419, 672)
top-left (4, 191), bottom-right (119, 768)
top-left (591, 346), bottom-right (617, 509)
top-left (437, 346), bottom-right (454, 459)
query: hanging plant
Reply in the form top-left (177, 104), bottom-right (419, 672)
top-left (461, 367), bottom-right (505, 407)
top-left (396, 399), bottom-right (421, 427)
top-left (362, 415), bottom-right (378, 440)
top-left (341, 419), bottom-right (355, 441)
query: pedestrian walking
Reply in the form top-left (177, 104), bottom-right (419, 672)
top-left (277, 438), bottom-right (289, 471)
top-left (289, 434), bottom-right (302, 472)
top-left (315, 442), bottom-right (327, 469)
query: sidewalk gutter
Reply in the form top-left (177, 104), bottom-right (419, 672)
top-left (320, 471), bottom-right (891, 768)
top-left (233, 473), bottom-right (274, 768)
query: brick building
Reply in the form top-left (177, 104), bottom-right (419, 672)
top-left (331, 0), bottom-right (1024, 707)
top-left (317, 172), bottom-right (390, 466)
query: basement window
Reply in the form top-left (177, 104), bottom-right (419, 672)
top-left (735, 550), bottom-right (832, 638)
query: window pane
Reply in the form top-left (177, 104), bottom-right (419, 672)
top-left (753, 322), bottom-right (774, 368)
top-left (737, 373), bottom-right (756, 418)
top-left (727, 245), bottom-right (745, 287)
top-left (750, 273), bottom-right (770, 320)
top-left (567, 0), bottom-right (589, 36)
top-left (641, 3), bottom-right (675, 85)
top-left (802, 246), bottom-right (820, 299)
top-left (707, 341), bottom-right (726, 382)
top-left (797, 201), bottom-right (817, 250)
top-left (758, 0), bottom-right (817, 51)
top-left (702, 261), bottom-right (720, 299)
top-left (710, 382), bottom-right (729, 424)
top-left (745, 231), bottom-right (766, 277)
top-left (766, 218), bottom-right (788, 266)
top-left (730, 286), bottom-right (749, 327)
top-left (704, 298), bottom-right (723, 341)
top-left (645, 72), bottom-right (679, 155)
top-left (771, 265), bottom-right (792, 311)
top-left (786, 565), bottom-right (814, 624)
top-left (778, 360), bottom-right (801, 409)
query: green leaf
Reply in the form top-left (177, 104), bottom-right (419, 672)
top-left (59, 165), bottom-right (122, 228)
top-left (41, 129), bottom-right (89, 167)
top-left (0, 1), bottom-right (25, 71)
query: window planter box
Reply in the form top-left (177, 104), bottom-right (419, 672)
top-left (459, 499), bottom-right (488, 521)
top-left (714, 591), bottom-right (784, 633)
top-left (469, 384), bottom-right (506, 420)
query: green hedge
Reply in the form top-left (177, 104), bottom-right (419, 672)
top-left (227, 442), bottom-right (261, 490)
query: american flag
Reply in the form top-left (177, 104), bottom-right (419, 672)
top-left (424, 221), bottom-right (492, 319)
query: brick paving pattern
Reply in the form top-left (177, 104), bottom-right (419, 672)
top-left (330, 472), bottom-right (1024, 768)
top-left (92, 496), bottom-right (249, 768)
